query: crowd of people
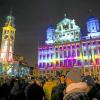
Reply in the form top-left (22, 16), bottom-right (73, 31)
top-left (0, 68), bottom-right (100, 100)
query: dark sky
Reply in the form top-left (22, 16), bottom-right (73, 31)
top-left (0, 0), bottom-right (100, 67)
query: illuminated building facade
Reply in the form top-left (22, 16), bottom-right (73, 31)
top-left (45, 15), bottom-right (80, 45)
top-left (0, 14), bottom-right (16, 64)
top-left (38, 15), bottom-right (100, 76)
top-left (0, 13), bottom-right (30, 76)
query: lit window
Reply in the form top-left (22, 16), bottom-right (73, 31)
top-left (72, 51), bottom-right (76, 56)
top-left (56, 52), bottom-right (58, 58)
top-left (96, 59), bottom-right (99, 65)
top-left (64, 51), bottom-right (66, 57)
top-left (77, 50), bottom-right (80, 56)
top-left (63, 46), bottom-right (66, 49)
top-left (47, 63), bottom-right (49, 67)
top-left (55, 48), bottom-right (58, 51)
top-left (84, 51), bottom-right (86, 56)
top-left (47, 54), bottom-right (49, 59)
top-left (77, 60), bottom-right (81, 65)
top-left (51, 62), bottom-right (53, 67)
top-left (73, 59), bottom-right (76, 65)
top-left (51, 53), bottom-right (53, 59)
top-left (40, 55), bottom-right (42, 59)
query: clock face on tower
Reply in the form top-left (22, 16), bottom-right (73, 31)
top-left (4, 35), bottom-right (8, 39)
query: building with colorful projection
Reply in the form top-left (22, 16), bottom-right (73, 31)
top-left (0, 14), bottom-right (16, 63)
top-left (38, 15), bottom-right (100, 76)
top-left (0, 13), bottom-right (16, 73)
top-left (0, 13), bottom-right (30, 76)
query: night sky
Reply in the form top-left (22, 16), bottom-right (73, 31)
top-left (0, 0), bottom-right (100, 67)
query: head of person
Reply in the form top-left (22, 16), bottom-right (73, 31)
top-left (54, 78), bottom-right (60, 85)
top-left (82, 75), bottom-right (95, 87)
top-left (65, 68), bottom-right (81, 85)
top-left (28, 77), bottom-right (35, 84)
top-left (60, 75), bottom-right (65, 83)
top-left (36, 78), bottom-right (42, 86)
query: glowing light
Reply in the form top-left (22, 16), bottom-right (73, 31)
top-left (38, 15), bottom-right (100, 70)
top-left (45, 15), bottom-right (80, 45)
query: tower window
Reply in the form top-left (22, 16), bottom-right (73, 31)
top-left (71, 24), bottom-right (73, 29)
top-left (71, 33), bottom-right (73, 35)
top-left (76, 38), bottom-right (79, 40)
top-left (63, 25), bottom-right (68, 29)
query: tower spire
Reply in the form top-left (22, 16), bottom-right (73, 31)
top-left (10, 8), bottom-right (13, 16)
top-left (64, 13), bottom-right (67, 18)
top-left (88, 9), bottom-right (92, 14)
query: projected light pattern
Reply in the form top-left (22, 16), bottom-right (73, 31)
top-left (0, 14), bottom-right (16, 63)
top-left (38, 39), bottom-right (100, 69)
top-left (84, 16), bottom-right (100, 39)
top-left (45, 15), bottom-right (80, 45)
top-left (38, 15), bottom-right (100, 70)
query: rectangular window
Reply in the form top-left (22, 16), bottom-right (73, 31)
top-left (64, 51), bottom-right (66, 58)
top-left (51, 53), bottom-right (53, 59)
top-left (63, 25), bottom-right (68, 29)
top-left (96, 59), bottom-right (99, 65)
top-left (56, 52), bottom-right (58, 58)
top-left (73, 59), bottom-right (76, 65)
top-left (71, 24), bottom-right (73, 29)
top-left (60, 53), bottom-right (62, 58)
top-left (72, 50), bottom-right (76, 57)
top-left (39, 63), bottom-right (42, 68)
top-left (68, 60), bottom-right (72, 67)
top-left (84, 51), bottom-right (86, 56)
top-left (43, 55), bottom-right (45, 59)
top-left (40, 55), bottom-right (42, 59)
top-left (77, 50), bottom-right (80, 56)
top-left (84, 60), bottom-right (88, 65)
top-left (64, 60), bottom-right (67, 67)
top-left (77, 60), bottom-right (80, 66)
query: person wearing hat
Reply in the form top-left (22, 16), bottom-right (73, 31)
top-left (63, 68), bottom-right (91, 100)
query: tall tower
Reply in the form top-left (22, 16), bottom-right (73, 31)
top-left (0, 12), bottom-right (16, 64)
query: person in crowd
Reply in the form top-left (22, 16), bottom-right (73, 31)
top-left (87, 82), bottom-right (100, 100)
top-left (26, 77), bottom-right (45, 100)
top-left (63, 68), bottom-right (90, 100)
top-left (82, 75), bottom-right (100, 100)
top-left (8, 79), bottom-right (25, 100)
top-left (43, 76), bottom-right (56, 100)
top-left (1, 77), bottom-right (12, 100)
top-left (51, 75), bottom-right (66, 100)
top-left (51, 78), bottom-right (63, 100)
top-left (97, 75), bottom-right (100, 83)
